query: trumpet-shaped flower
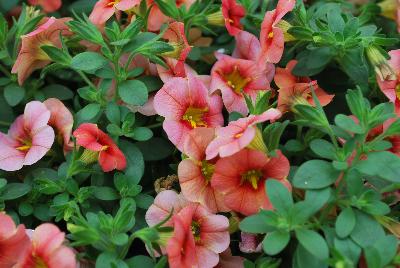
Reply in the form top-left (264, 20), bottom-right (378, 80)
top-left (0, 213), bottom-right (30, 267)
top-left (275, 60), bottom-right (334, 113)
top-left (206, 109), bottom-right (281, 160)
top-left (0, 101), bottom-right (55, 171)
top-left (222, 0), bottom-right (246, 36)
top-left (17, 223), bottom-right (77, 268)
top-left (89, 0), bottom-right (141, 25)
top-left (154, 73), bottom-right (223, 152)
top-left (73, 123), bottom-right (127, 172)
top-left (28, 0), bottom-right (62, 12)
top-left (212, 149), bottom-right (291, 216)
top-left (178, 128), bottom-right (229, 213)
top-left (12, 17), bottom-right (72, 85)
top-left (260, 0), bottom-right (295, 63)
top-left (210, 54), bottom-right (271, 115)
top-left (377, 49), bottom-right (400, 113)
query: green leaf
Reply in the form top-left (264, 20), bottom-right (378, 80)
top-left (2, 183), bottom-right (31, 200)
top-left (265, 179), bottom-right (293, 213)
top-left (130, 127), bottom-right (153, 141)
top-left (136, 138), bottom-right (174, 161)
top-left (71, 52), bottom-right (108, 71)
top-left (41, 45), bottom-right (71, 65)
top-left (18, 202), bottom-right (33, 216)
top-left (354, 151), bottom-right (400, 182)
top-left (309, 139), bottom-right (336, 160)
top-left (78, 103), bottom-right (101, 121)
top-left (295, 229), bottom-right (329, 260)
top-left (4, 84), bottom-right (25, 106)
top-left (126, 255), bottom-right (155, 268)
top-left (262, 231), bottom-right (290, 255)
top-left (239, 211), bottom-right (278, 234)
top-left (294, 244), bottom-right (328, 268)
top-left (291, 188), bottom-right (331, 224)
top-left (350, 210), bottom-right (385, 248)
top-left (119, 80), bottom-right (148, 106)
top-left (333, 237), bottom-right (361, 265)
top-left (105, 102), bottom-right (121, 125)
top-left (93, 186), bottom-right (119, 201)
top-left (335, 208), bottom-right (356, 238)
top-left (120, 140), bottom-right (144, 183)
top-left (293, 160), bottom-right (341, 189)
top-left (42, 84), bottom-right (74, 100)
top-left (263, 120), bottom-right (290, 151)
top-left (334, 114), bottom-right (363, 134)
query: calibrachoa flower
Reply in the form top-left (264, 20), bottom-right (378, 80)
top-left (211, 149), bottom-right (291, 216)
top-left (216, 249), bottom-right (244, 268)
top-left (73, 123), bottom-right (127, 172)
top-left (221, 0), bottom-right (246, 36)
top-left (232, 30), bottom-right (262, 62)
top-left (154, 73), bottom-right (223, 152)
top-left (0, 101), bottom-right (55, 171)
top-left (17, 223), bottom-right (77, 268)
top-left (178, 128), bottom-right (228, 213)
top-left (259, 0), bottom-right (295, 63)
top-left (12, 17), bottom-right (72, 85)
top-left (210, 54), bottom-right (271, 115)
top-left (0, 213), bottom-right (30, 267)
top-left (28, 0), bottom-right (62, 13)
top-left (206, 108), bottom-right (281, 160)
top-left (377, 49), bottom-right (400, 113)
top-left (89, 0), bottom-right (141, 25)
top-left (275, 60), bottom-right (334, 113)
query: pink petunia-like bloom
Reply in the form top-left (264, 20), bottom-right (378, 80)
top-left (275, 60), bottom-right (334, 113)
top-left (17, 223), bottom-right (77, 268)
top-left (28, 0), bottom-right (62, 12)
top-left (0, 101), bottom-right (55, 171)
top-left (12, 17), bottom-right (72, 85)
top-left (232, 30), bottom-right (262, 62)
top-left (154, 73), bottom-right (224, 152)
top-left (377, 49), bottom-right (400, 113)
top-left (221, 0), bottom-right (246, 36)
top-left (43, 98), bottom-right (74, 153)
top-left (212, 148), bottom-right (291, 216)
top-left (259, 0), bottom-right (296, 63)
top-left (0, 213), bottom-right (30, 267)
top-left (178, 128), bottom-right (229, 213)
top-left (89, 0), bottom-right (141, 25)
top-left (210, 54), bottom-right (272, 115)
top-left (205, 108), bottom-right (281, 160)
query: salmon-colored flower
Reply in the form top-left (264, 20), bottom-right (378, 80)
top-left (0, 213), bottom-right (30, 267)
top-left (377, 49), bottom-right (400, 113)
top-left (205, 109), bottom-right (281, 160)
top-left (178, 128), bottom-right (229, 213)
top-left (43, 98), bottom-right (74, 153)
top-left (212, 149), bottom-right (291, 216)
top-left (154, 73), bottom-right (223, 152)
top-left (232, 30), bottom-right (262, 62)
top-left (260, 0), bottom-right (295, 63)
top-left (222, 0), bottom-right (246, 36)
top-left (27, 0), bottom-right (62, 13)
top-left (11, 17), bottom-right (72, 85)
top-left (157, 58), bottom-right (196, 82)
top-left (17, 223), bottom-right (77, 268)
top-left (73, 123), bottom-right (127, 172)
top-left (275, 60), bottom-right (334, 113)
top-left (0, 101), bottom-right (55, 171)
top-left (210, 54), bottom-right (272, 115)
top-left (89, 0), bottom-right (141, 25)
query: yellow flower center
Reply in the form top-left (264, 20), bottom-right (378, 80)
top-left (33, 255), bottom-right (47, 268)
top-left (234, 132), bottom-right (244, 139)
top-left (200, 160), bottom-right (215, 183)
top-left (16, 138), bottom-right (32, 151)
top-left (107, 0), bottom-right (120, 7)
top-left (182, 106), bottom-right (208, 128)
top-left (222, 66), bottom-right (252, 94)
top-left (396, 84), bottom-right (400, 100)
top-left (241, 169), bottom-right (263, 190)
top-left (268, 31), bottom-right (274, 39)
top-left (191, 221), bottom-right (201, 243)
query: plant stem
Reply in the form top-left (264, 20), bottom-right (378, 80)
top-left (76, 70), bottom-right (97, 90)
top-left (0, 64), bottom-right (11, 78)
top-left (0, 120), bottom-right (11, 127)
top-left (147, 122), bottom-right (163, 129)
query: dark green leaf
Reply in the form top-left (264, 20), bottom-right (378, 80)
top-left (119, 80), bottom-right (148, 106)
top-left (335, 208), bottom-right (356, 238)
top-left (262, 231), bottom-right (290, 255)
top-left (295, 229), bottom-right (329, 260)
top-left (293, 160), bottom-right (341, 189)
top-left (4, 84), bottom-right (25, 106)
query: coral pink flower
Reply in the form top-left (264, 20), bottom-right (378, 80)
top-left (178, 128), bottom-right (229, 213)
top-left (17, 223), bottom-right (77, 268)
top-left (232, 30), bottom-right (262, 62)
top-left (212, 149), bottom-right (291, 216)
top-left (221, 0), bottom-right (246, 36)
top-left (27, 0), bottom-right (62, 12)
top-left (259, 0), bottom-right (295, 63)
top-left (157, 58), bottom-right (197, 82)
top-left (0, 101), bottom-right (55, 171)
top-left (154, 73), bottom-right (223, 152)
top-left (206, 108), bottom-right (281, 160)
top-left (377, 49), bottom-right (400, 113)
top-left (275, 60), bottom-right (334, 113)
top-left (43, 98), bottom-right (74, 153)
top-left (73, 123), bottom-right (127, 172)
top-left (89, 0), bottom-right (141, 25)
top-left (210, 54), bottom-right (272, 115)
top-left (0, 213), bottom-right (30, 267)
top-left (12, 17), bottom-right (71, 85)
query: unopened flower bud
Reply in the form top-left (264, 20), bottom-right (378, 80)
top-left (366, 45), bottom-right (396, 81)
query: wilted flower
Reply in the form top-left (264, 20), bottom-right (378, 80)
top-left (0, 101), bottom-right (55, 171)
top-left (11, 17), bottom-right (72, 85)
top-left (27, 0), bottom-right (62, 13)
top-left (73, 123), bottom-right (127, 172)
top-left (89, 0), bottom-right (141, 25)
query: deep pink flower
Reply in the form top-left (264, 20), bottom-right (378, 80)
top-left (212, 149), bottom-right (291, 216)
top-left (210, 54), bottom-right (272, 115)
top-left (0, 213), bottom-right (30, 267)
top-left (206, 109), bottom-right (281, 160)
top-left (28, 0), bottom-right (62, 12)
top-left (154, 73), bottom-right (223, 152)
top-left (275, 60), bottom-right (334, 113)
top-left (260, 0), bottom-right (295, 63)
top-left (377, 49), bottom-right (400, 113)
top-left (17, 223), bottom-right (77, 268)
top-left (89, 0), bottom-right (141, 25)
top-left (178, 128), bottom-right (229, 213)
top-left (12, 17), bottom-right (72, 85)
top-left (0, 101), bottom-right (55, 171)
top-left (221, 0), bottom-right (246, 36)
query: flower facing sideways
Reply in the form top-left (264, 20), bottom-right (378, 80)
top-left (154, 73), bottom-right (223, 152)
top-left (27, 0), bottom-right (62, 12)
top-left (73, 123), bottom-right (127, 172)
top-left (208, 0), bottom-right (246, 36)
top-left (0, 101), bottom-right (55, 171)
top-left (89, 0), bottom-right (141, 25)
top-left (12, 17), bottom-right (72, 85)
